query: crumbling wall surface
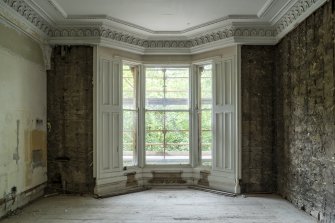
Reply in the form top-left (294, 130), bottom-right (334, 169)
top-left (241, 46), bottom-right (276, 193)
top-left (275, 2), bottom-right (335, 222)
top-left (47, 46), bottom-right (94, 193)
top-left (0, 22), bottom-right (47, 218)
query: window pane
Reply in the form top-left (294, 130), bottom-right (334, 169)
top-left (145, 67), bottom-right (190, 165)
top-left (145, 131), bottom-right (164, 144)
top-left (165, 112), bottom-right (189, 130)
top-left (200, 65), bottom-right (212, 110)
top-left (166, 131), bottom-right (189, 145)
top-left (166, 131), bottom-right (189, 164)
top-left (123, 65), bottom-right (137, 166)
top-left (145, 113), bottom-right (190, 164)
top-left (201, 110), bottom-right (211, 130)
top-left (145, 111), bottom-right (164, 130)
top-left (145, 68), bottom-right (189, 110)
top-left (123, 65), bottom-right (136, 110)
top-left (123, 110), bottom-right (137, 166)
top-left (200, 65), bottom-right (212, 166)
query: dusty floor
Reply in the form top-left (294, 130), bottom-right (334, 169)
top-left (1, 189), bottom-right (316, 223)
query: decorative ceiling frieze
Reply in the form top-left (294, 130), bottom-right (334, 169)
top-left (49, 25), bottom-right (276, 49)
top-left (2, 0), bottom-right (51, 34)
top-left (275, 0), bottom-right (325, 38)
top-left (0, 0), bottom-right (327, 54)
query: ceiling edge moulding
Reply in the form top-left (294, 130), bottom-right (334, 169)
top-left (48, 25), bottom-right (276, 54)
top-left (0, 0), bottom-right (50, 43)
top-left (47, 0), bottom-right (67, 18)
top-left (63, 14), bottom-right (261, 36)
top-left (274, 0), bottom-right (327, 40)
top-left (0, 0), bottom-right (328, 55)
top-left (257, 0), bottom-right (277, 18)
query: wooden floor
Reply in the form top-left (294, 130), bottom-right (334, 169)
top-left (1, 189), bottom-right (316, 223)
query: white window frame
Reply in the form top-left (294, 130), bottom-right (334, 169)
top-left (123, 63), bottom-right (216, 167)
top-left (141, 65), bottom-right (193, 166)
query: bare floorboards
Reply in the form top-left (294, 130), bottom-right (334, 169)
top-left (1, 189), bottom-right (316, 223)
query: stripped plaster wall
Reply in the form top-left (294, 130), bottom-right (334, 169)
top-left (241, 45), bottom-right (276, 193)
top-left (241, 2), bottom-right (335, 222)
top-left (275, 2), bottom-right (335, 221)
top-left (47, 46), bottom-right (94, 193)
top-left (0, 21), bottom-right (47, 218)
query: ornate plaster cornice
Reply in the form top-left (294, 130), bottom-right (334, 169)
top-left (2, 0), bottom-right (51, 34)
top-left (274, 0), bottom-right (327, 39)
top-left (0, 0), bottom-right (328, 54)
top-left (47, 25), bottom-right (277, 54)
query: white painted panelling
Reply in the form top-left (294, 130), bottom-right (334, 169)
top-left (101, 60), bottom-right (110, 105)
top-left (101, 112), bottom-right (110, 170)
top-left (112, 63), bottom-right (120, 106)
top-left (213, 58), bottom-right (235, 172)
top-left (111, 113), bottom-right (120, 169)
top-left (97, 57), bottom-right (123, 178)
top-left (210, 52), bottom-right (239, 193)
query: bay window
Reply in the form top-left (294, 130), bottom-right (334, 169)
top-left (96, 47), bottom-right (240, 194)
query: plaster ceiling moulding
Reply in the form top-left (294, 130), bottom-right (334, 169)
top-left (25, 0), bottom-right (56, 26)
top-left (50, 26), bottom-right (193, 49)
top-left (0, 0), bottom-right (329, 54)
top-left (257, 0), bottom-right (277, 18)
top-left (275, 0), bottom-right (328, 39)
top-left (257, 0), bottom-right (297, 23)
top-left (47, 0), bottom-right (67, 18)
top-left (180, 15), bottom-right (259, 34)
top-left (1, 0), bottom-right (52, 35)
top-left (99, 14), bottom-right (260, 37)
top-left (49, 24), bottom-right (274, 47)
top-left (67, 14), bottom-right (156, 34)
top-left (51, 12), bottom-right (261, 39)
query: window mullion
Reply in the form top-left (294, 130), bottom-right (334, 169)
top-left (137, 65), bottom-right (145, 168)
top-left (191, 64), bottom-right (199, 167)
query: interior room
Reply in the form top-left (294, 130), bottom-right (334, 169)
top-left (0, 0), bottom-right (334, 222)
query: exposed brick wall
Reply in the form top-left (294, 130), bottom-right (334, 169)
top-left (47, 46), bottom-right (94, 193)
top-left (275, 2), bottom-right (335, 221)
top-left (241, 45), bottom-right (276, 193)
top-left (241, 3), bottom-right (335, 221)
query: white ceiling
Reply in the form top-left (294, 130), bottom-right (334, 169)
top-left (48, 0), bottom-right (268, 31)
top-left (30, 0), bottom-right (285, 35)
top-left (6, 0), bottom-right (325, 54)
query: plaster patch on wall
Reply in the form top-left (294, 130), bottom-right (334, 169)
top-left (24, 128), bottom-right (47, 187)
top-left (30, 130), bottom-right (47, 167)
